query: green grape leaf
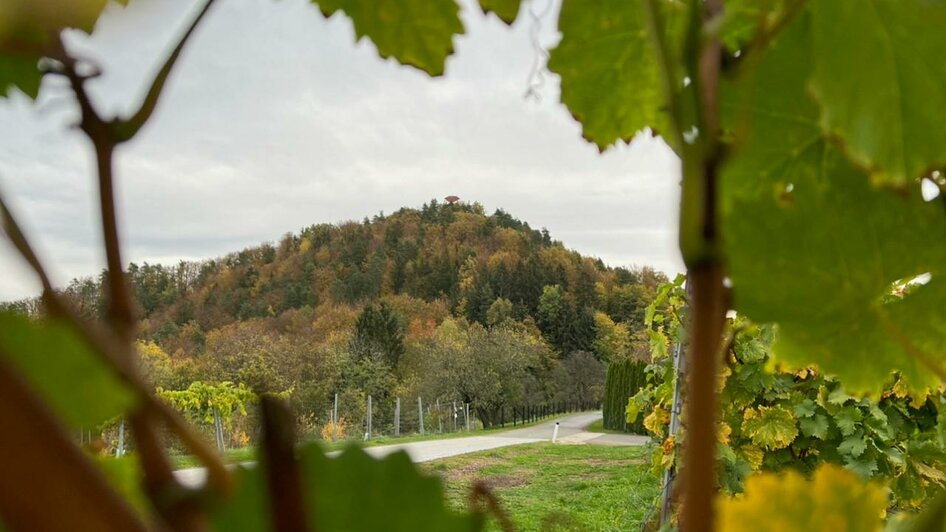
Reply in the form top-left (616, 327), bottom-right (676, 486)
top-left (808, 0), bottom-right (946, 187)
top-left (0, 312), bottom-right (137, 428)
top-left (793, 399), bottom-right (816, 418)
top-left (0, 54), bottom-right (42, 99)
top-left (211, 446), bottom-right (480, 531)
top-left (478, 0), bottom-right (521, 24)
top-left (799, 414), bottom-right (829, 440)
top-left (827, 388), bottom-right (854, 406)
top-left (312, 0), bottom-right (463, 77)
top-left (734, 328), bottom-right (768, 363)
top-left (865, 405), bottom-right (890, 428)
top-left (742, 405), bottom-right (797, 451)
top-left (211, 466), bottom-right (270, 531)
top-left (864, 416), bottom-right (894, 443)
top-left (838, 432), bottom-right (867, 458)
top-left (302, 445), bottom-right (479, 531)
top-left (93, 456), bottom-right (149, 517)
top-left (0, 0), bottom-right (119, 98)
top-left (717, 465), bottom-right (887, 531)
top-left (719, 0), bottom-right (789, 52)
top-left (722, 14), bottom-right (946, 395)
top-left (547, 0), bottom-right (684, 151)
top-left (625, 394), bottom-right (643, 425)
top-left (834, 406), bottom-right (862, 438)
top-left (906, 440), bottom-right (946, 464)
top-left (844, 457), bottom-right (879, 478)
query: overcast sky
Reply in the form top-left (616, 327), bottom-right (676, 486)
top-left (0, 0), bottom-right (683, 302)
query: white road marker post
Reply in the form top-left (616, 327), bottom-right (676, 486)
top-left (552, 421), bottom-right (560, 443)
top-left (116, 418), bottom-right (125, 457)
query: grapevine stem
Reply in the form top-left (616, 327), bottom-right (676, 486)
top-left (42, 0), bottom-right (225, 527)
top-left (681, 264), bottom-right (726, 531)
top-left (1, 190), bottom-right (232, 496)
top-left (675, 0), bottom-right (727, 529)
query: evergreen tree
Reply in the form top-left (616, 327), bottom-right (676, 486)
top-left (351, 302), bottom-right (405, 367)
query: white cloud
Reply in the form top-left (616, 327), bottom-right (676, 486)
top-left (0, 0), bottom-right (683, 302)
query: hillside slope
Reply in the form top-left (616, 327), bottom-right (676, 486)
top-left (3, 201), bottom-right (668, 436)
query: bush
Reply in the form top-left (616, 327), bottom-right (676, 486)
top-left (603, 360), bottom-right (647, 433)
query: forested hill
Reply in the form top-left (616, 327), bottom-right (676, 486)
top-left (4, 200), bottom-right (669, 430)
top-left (6, 200), bottom-right (667, 360)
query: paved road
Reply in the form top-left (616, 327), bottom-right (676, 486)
top-left (174, 410), bottom-right (648, 487)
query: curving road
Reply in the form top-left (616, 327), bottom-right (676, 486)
top-left (174, 410), bottom-right (648, 488)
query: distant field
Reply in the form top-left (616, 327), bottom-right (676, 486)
top-left (424, 443), bottom-right (660, 531)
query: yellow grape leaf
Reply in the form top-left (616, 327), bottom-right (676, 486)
top-left (891, 376), bottom-right (931, 409)
top-left (739, 445), bottom-right (764, 471)
top-left (644, 407), bottom-right (670, 438)
top-left (717, 422), bottom-right (732, 445)
top-left (717, 465), bottom-right (887, 532)
top-left (913, 462), bottom-right (946, 483)
top-left (742, 405), bottom-right (798, 450)
top-left (717, 365), bottom-right (732, 393)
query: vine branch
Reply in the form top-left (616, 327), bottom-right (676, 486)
top-left (653, 0), bottom-right (728, 530)
top-left (0, 352), bottom-right (148, 532)
top-left (1, 0), bottom-right (226, 527)
top-left (0, 190), bottom-right (232, 496)
top-left (469, 481), bottom-right (515, 532)
top-left (114, 0), bottom-right (218, 142)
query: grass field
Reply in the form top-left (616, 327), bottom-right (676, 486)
top-left (584, 419), bottom-right (628, 435)
top-left (424, 443), bottom-right (660, 531)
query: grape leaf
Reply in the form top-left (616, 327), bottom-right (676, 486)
top-left (93, 456), bottom-right (149, 517)
top-left (838, 432), bottom-right (867, 458)
top-left (834, 406), bottom-right (862, 438)
top-left (721, 15), bottom-right (946, 394)
top-left (844, 457), bottom-right (879, 478)
top-left (912, 462), bottom-right (946, 483)
top-left (0, 312), bottom-right (137, 428)
top-left (547, 0), bottom-right (684, 151)
top-left (211, 466), bottom-right (270, 531)
top-left (799, 414), bottom-right (829, 440)
top-left (808, 0), bottom-right (946, 187)
top-left (719, 0), bottom-right (789, 52)
top-left (302, 445), bottom-right (479, 531)
top-left (0, 0), bottom-right (119, 98)
top-left (211, 446), bottom-right (480, 531)
top-left (0, 54), bottom-right (41, 99)
top-left (742, 405), bottom-right (797, 450)
top-left (793, 399), bottom-right (816, 418)
top-left (827, 388), bottom-right (854, 406)
top-left (625, 395), bottom-right (643, 425)
top-left (312, 0), bottom-right (463, 77)
top-left (739, 445), bottom-right (765, 471)
top-left (717, 465), bottom-right (886, 531)
top-left (478, 0), bottom-right (521, 24)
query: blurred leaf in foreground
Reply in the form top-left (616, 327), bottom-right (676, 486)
top-left (0, 311), bottom-right (137, 428)
top-left (717, 464), bottom-right (887, 531)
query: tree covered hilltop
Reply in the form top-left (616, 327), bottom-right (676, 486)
top-left (4, 200), bottom-right (668, 435)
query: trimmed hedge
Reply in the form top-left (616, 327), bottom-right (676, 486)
top-left (603, 360), bottom-right (647, 433)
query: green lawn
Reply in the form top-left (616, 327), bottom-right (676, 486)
top-left (423, 443), bottom-right (660, 531)
top-left (584, 418), bottom-right (627, 435)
